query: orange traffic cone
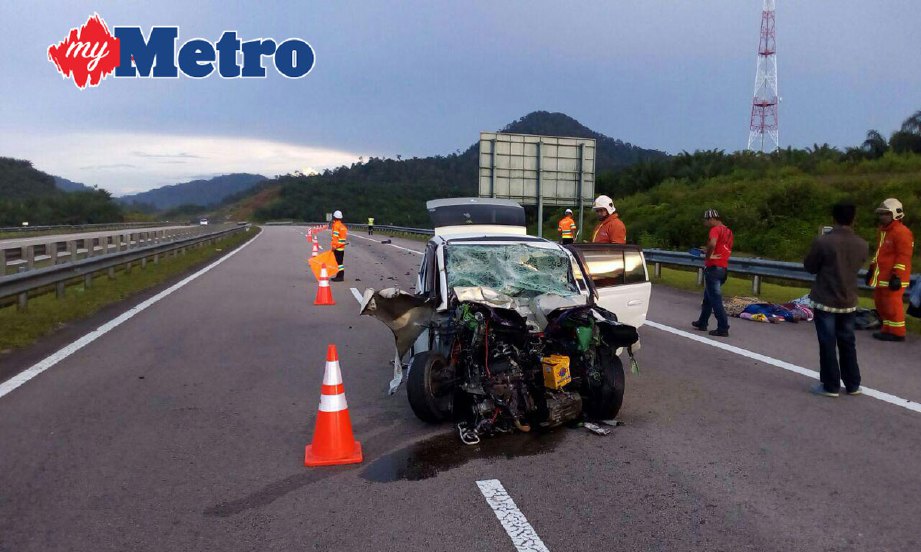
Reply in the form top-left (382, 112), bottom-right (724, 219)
top-left (311, 241), bottom-right (319, 257)
top-left (305, 344), bottom-right (362, 467)
top-left (314, 264), bottom-right (335, 305)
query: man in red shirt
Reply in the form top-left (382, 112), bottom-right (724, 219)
top-left (591, 195), bottom-right (626, 244)
top-left (691, 209), bottom-right (734, 337)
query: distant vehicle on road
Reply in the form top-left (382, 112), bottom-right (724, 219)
top-left (199, 218), bottom-right (209, 226)
top-left (361, 198), bottom-right (650, 443)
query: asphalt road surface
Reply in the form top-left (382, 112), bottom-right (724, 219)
top-left (1, 226), bottom-right (919, 552)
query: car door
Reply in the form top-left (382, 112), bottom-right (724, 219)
top-left (567, 244), bottom-right (651, 328)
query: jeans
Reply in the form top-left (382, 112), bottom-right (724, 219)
top-left (696, 266), bottom-right (729, 331)
top-left (813, 309), bottom-right (860, 393)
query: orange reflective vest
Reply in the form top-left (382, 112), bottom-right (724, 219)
top-left (331, 220), bottom-right (348, 252)
top-left (592, 214), bottom-right (626, 244)
top-left (869, 220), bottom-right (914, 288)
top-left (558, 216), bottom-right (577, 239)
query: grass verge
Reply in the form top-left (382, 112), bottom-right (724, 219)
top-left (654, 265), bottom-right (920, 335)
top-left (0, 227), bottom-right (260, 352)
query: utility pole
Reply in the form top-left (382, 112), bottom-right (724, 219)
top-left (747, 0), bottom-right (779, 152)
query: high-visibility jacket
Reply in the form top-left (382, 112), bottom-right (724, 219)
top-left (592, 214), bottom-right (626, 244)
top-left (558, 215), bottom-right (577, 240)
top-left (331, 220), bottom-right (348, 252)
top-left (869, 220), bottom-right (914, 289)
top-left (368, 218), bottom-right (375, 225)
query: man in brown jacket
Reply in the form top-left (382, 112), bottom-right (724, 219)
top-left (803, 203), bottom-right (869, 397)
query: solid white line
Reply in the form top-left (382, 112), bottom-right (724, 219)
top-left (349, 287), bottom-right (363, 304)
top-left (0, 231), bottom-right (263, 400)
top-left (350, 233), bottom-right (423, 255)
top-left (476, 479), bottom-right (550, 552)
top-left (645, 320), bottom-right (921, 415)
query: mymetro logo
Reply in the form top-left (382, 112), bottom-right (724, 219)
top-left (48, 13), bottom-right (316, 90)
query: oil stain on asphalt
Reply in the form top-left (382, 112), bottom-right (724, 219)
top-left (361, 429), bottom-right (567, 483)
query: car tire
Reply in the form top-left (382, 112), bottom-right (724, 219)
top-left (583, 347), bottom-right (625, 420)
top-left (407, 351), bottom-right (453, 423)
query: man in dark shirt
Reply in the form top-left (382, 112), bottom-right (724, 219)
top-left (803, 203), bottom-right (869, 397)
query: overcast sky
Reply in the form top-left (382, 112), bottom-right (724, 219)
top-left (1, 1), bottom-right (918, 195)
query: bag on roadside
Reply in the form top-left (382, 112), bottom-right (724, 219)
top-left (854, 308), bottom-right (882, 330)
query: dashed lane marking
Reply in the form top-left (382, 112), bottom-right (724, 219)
top-left (476, 479), bottom-right (550, 552)
top-left (0, 231), bottom-right (263, 400)
top-left (645, 320), bottom-right (921, 415)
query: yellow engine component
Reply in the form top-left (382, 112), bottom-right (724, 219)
top-left (541, 355), bottom-right (572, 390)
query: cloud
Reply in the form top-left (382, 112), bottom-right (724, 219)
top-left (132, 151), bottom-right (204, 159)
top-left (0, 131), bottom-right (362, 195)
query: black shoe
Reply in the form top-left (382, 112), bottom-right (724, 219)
top-left (691, 321), bottom-right (708, 331)
top-left (708, 329), bottom-right (729, 337)
top-left (872, 332), bottom-right (905, 342)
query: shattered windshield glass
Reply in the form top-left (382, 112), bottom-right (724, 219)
top-left (445, 244), bottom-right (580, 298)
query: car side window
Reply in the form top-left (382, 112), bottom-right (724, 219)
top-left (624, 250), bottom-right (647, 284)
top-left (582, 250), bottom-right (625, 287)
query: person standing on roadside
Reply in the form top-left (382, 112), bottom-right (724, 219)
top-left (803, 203), bottom-right (868, 397)
top-left (591, 195), bottom-right (626, 244)
top-left (558, 209), bottom-right (577, 244)
top-left (867, 198), bottom-right (914, 342)
top-left (691, 209), bottom-right (733, 337)
top-left (330, 210), bottom-right (348, 281)
top-left (368, 216), bottom-right (375, 236)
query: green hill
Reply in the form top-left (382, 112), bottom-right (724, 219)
top-left (0, 158), bottom-right (123, 226)
top-left (251, 111), bottom-right (666, 225)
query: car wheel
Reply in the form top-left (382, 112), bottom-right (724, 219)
top-left (582, 347), bottom-right (625, 420)
top-left (407, 352), bottom-right (454, 423)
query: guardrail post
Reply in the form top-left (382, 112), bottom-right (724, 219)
top-left (84, 273), bottom-right (93, 289)
top-left (108, 267), bottom-right (116, 279)
top-left (56, 281), bottom-right (66, 298)
top-left (153, 253), bottom-right (159, 264)
top-left (18, 292), bottom-right (28, 311)
top-left (25, 245), bottom-right (35, 270)
top-left (0, 249), bottom-right (6, 276)
top-left (49, 242), bottom-right (59, 265)
top-left (125, 260), bottom-right (132, 274)
top-left (752, 275), bottom-right (762, 296)
top-left (141, 257), bottom-right (147, 269)
top-left (68, 240), bottom-right (78, 263)
top-left (696, 267), bottom-right (704, 286)
top-left (654, 262), bottom-right (661, 279)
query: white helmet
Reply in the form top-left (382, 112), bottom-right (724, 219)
top-left (564, 208), bottom-right (573, 215)
top-left (593, 195), bottom-right (616, 215)
top-left (333, 210), bottom-right (343, 219)
top-left (875, 198), bottom-right (904, 220)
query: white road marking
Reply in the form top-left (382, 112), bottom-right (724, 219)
top-left (645, 320), bottom-right (921, 415)
top-left (0, 231), bottom-right (263, 400)
top-left (476, 479), bottom-right (550, 552)
top-left (349, 287), bottom-right (363, 304)
top-left (350, 233), bottom-right (423, 255)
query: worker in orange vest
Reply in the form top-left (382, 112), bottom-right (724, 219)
top-left (330, 210), bottom-right (349, 282)
top-left (591, 195), bottom-right (626, 244)
top-left (558, 209), bottom-right (577, 244)
top-left (867, 198), bottom-right (914, 341)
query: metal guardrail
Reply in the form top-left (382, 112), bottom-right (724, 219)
top-left (0, 221), bottom-right (174, 235)
top-left (0, 224), bottom-right (251, 310)
top-left (295, 222), bottom-right (918, 296)
top-left (1, 225), bottom-right (214, 276)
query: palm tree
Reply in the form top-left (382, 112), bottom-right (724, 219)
top-left (900, 110), bottom-right (921, 134)
top-left (861, 130), bottom-right (889, 159)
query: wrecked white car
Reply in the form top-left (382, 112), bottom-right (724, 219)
top-left (360, 198), bottom-right (650, 443)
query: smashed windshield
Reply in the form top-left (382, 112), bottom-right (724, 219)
top-left (445, 244), bottom-right (580, 298)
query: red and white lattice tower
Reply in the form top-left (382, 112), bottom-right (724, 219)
top-left (747, 0), bottom-right (779, 152)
